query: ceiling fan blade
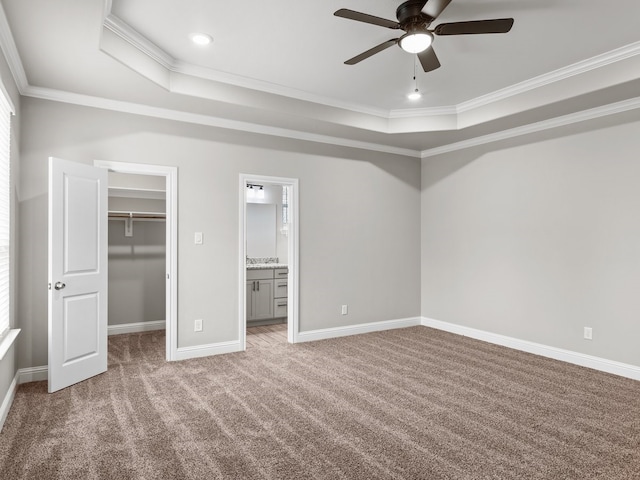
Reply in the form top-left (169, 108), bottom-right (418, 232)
top-left (344, 39), bottom-right (398, 65)
top-left (422, 0), bottom-right (453, 20)
top-left (334, 9), bottom-right (400, 29)
top-left (418, 47), bottom-right (441, 72)
top-left (434, 18), bottom-right (514, 35)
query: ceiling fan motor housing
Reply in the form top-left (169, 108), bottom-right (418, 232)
top-left (396, 0), bottom-right (433, 30)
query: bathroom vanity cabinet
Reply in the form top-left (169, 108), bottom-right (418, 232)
top-left (246, 268), bottom-right (288, 323)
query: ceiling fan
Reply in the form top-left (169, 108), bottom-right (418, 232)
top-left (334, 0), bottom-right (514, 72)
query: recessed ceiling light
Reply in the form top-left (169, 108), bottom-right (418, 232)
top-left (190, 33), bottom-right (213, 46)
top-left (407, 89), bottom-right (422, 101)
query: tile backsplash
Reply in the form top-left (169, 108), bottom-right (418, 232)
top-left (246, 257), bottom-right (279, 264)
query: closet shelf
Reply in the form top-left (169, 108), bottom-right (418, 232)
top-left (108, 186), bottom-right (166, 200)
top-left (108, 210), bottom-right (166, 220)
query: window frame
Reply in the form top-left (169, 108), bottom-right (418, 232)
top-left (0, 79), bottom-right (15, 342)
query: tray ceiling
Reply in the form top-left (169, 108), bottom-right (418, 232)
top-left (1, 0), bottom-right (640, 155)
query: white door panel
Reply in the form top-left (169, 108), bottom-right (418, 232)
top-left (62, 293), bottom-right (99, 363)
top-left (64, 175), bottom-right (100, 273)
top-left (49, 157), bottom-right (108, 393)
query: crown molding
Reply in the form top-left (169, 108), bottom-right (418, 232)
top-left (388, 105), bottom-right (457, 119)
top-left (421, 96), bottom-right (640, 158)
top-left (0, 1), bottom-right (28, 94)
top-left (103, 14), bottom-right (174, 70)
top-left (22, 85), bottom-right (421, 158)
top-left (457, 41), bottom-right (640, 114)
top-left (102, 0), bottom-right (113, 19)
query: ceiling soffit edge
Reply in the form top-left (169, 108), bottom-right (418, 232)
top-left (19, 84), bottom-right (640, 161)
top-left (421, 96), bottom-right (640, 158)
top-left (456, 41), bottom-right (640, 114)
top-left (21, 85), bottom-right (423, 159)
top-left (100, 10), bottom-right (640, 135)
top-left (103, 13), bottom-right (390, 119)
top-left (390, 41), bottom-right (640, 119)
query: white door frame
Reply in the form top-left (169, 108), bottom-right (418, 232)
top-left (239, 174), bottom-right (299, 348)
top-left (94, 160), bottom-right (178, 361)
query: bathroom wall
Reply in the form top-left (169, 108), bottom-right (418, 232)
top-left (247, 184), bottom-right (288, 264)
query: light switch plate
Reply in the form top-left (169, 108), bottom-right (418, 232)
top-left (194, 232), bottom-right (203, 245)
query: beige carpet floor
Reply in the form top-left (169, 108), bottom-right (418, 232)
top-left (1, 326), bottom-right (639, 479)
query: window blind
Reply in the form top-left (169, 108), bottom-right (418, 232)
top-left (0, 87), bottom-right (11, 337)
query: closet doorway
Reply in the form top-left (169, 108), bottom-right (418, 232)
top-left (107, 173), bottom-right (166, 333)
top-left (95, 161), bottom-right (178, 361)
top-left (239, 175), bottom-right (299, 350)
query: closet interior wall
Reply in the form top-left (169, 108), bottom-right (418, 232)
top-left (108, 173), bottom-right (167, 328)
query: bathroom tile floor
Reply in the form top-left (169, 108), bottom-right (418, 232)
top-left (246, 322), bottom-right (287, 347)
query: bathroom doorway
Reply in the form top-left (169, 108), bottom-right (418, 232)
top-left (239, 175), bottom-right (299, 350)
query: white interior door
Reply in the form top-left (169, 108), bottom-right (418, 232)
top-left (48, 157), bottom-right (108, 393)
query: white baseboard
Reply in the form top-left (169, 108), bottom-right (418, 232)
top-left (0, 370), bottom-right (19, 432)
top-left (108, 320), bottom-right (165, 336)
top-left (13, 338), bottom-right (240, 384)
top-left (17, 365), bottom-right (48, 384)
top-left (296, 316), bottom-right (422, 343)
top-left (421, 317), bottom-right (640, 382)
top-left (174, 340), bottom-right (242, 361)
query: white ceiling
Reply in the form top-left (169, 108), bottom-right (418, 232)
top-left (1, 0), bottom-right (640, 156)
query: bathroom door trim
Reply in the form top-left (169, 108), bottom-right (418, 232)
top-left (94, 160), bottom-right (178, 361)
top-left (239, 174), bottom-right (299, 349)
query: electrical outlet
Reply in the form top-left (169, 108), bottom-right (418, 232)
top-left (341, 305), bottom-right (348, 315)
top-left (584, 327), bottom-right (592, 340)
top-left (194, 319), bottom-right (203, 332)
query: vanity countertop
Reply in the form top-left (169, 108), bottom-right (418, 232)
top-left (246, 263), bottom-right (288, 270)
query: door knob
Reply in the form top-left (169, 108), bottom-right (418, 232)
top-left (54, 281), bottom-right (66, 290)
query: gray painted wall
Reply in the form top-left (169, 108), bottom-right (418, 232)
top-left (421, 117), bottom-right (640, 367)
top-left (4, 59), bottom-right (640, 393)
top-left (108, 219), bottom-right (166, 326)
top-left (17, 97), bottom-right (421, 369)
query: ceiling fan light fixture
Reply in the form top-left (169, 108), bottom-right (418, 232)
top-left (190, 33), bottom-right (213, 46)
top-left (399, 30), bottom-right (433, 54)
